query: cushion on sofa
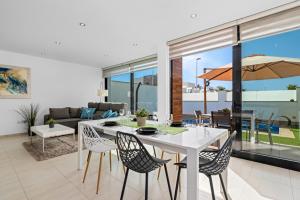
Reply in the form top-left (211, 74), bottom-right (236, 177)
top-left (80, 107), bottom-right (96, 119)
top-left (101, 110), bottom-right (112, 118)
top-left (108, 111), bottom-right (118, 118)
top-left (88, 102), bottom-right (99, 111)
top-left (69, 108), bottom-right (81, 118)
top-left (111, 103), bottom-right (125, 112)
top-left (50, 108), bottom-right (70, 120)
top-left (55, 118), bottom-right (81, 130)
top-left (98, 103), bottom-right (111, 111)
top-left (93, 111), bottom-right (105, 119)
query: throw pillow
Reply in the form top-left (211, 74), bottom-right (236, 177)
top-left (101, 110), bottom-right (112, 119)
top-left (80, 107), bottom-right (96, 119)
top-left (107, 111), bottom-right (118, 118)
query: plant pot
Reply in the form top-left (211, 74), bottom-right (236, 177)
top-left (137, 117), bottom-right (147, 127)
top-left (49, 123), bottom-right (54, 128)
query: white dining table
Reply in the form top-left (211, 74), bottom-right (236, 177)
top-left (77, 117), bottom-right (229, 200)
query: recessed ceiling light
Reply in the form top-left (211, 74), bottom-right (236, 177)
top-left (190, 13), bottom-right (198, 19)
top-left (79, 22), bottom-right (86, 27)
top-left (132, 43), bottom-right (138, 47)
top-left (54, 41), bottom-right (62, 45)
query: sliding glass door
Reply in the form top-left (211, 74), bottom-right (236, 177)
top-left (105, 60), bottom-right (158, 115)
top-left (240, 28), bottom-right (300, 162)
top-left (107, 73), bottom-right (131, 108)
top-left (133, 67), bottom-right (157, 113)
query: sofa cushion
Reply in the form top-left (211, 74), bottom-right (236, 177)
top-left (108, 111), bottom-right (118, 118)
top-left (69, 108), bottom-right (81, 118)
top-left (80, 107), bottom-right (96, 119)
top-left (88, 102), bottom-right (99, 111)
top-left (111, 103), bottom-right (125, 113)
top-left (55, 118), bottom-right (81, 123)
top-left (55, 118), bottom-right (81, 130)
top-left (50, 108), bottom-right (70, 120)
top-left (98, 103), bottom-right (111, 111)
top-left (101, 110), bottom-right (113, 118)
top-left (93, 111), bottom-right (105, 120)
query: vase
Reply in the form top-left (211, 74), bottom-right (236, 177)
top-left (49, 123), bottom-right (54, 128)
top-left (137, 117), bottom-right (147, 127)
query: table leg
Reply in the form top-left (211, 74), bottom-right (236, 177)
top-left (78, 123), bottom-right (83, 170)
top-left (186, 148), bottom-right (199, 200)
top-left (220, 132), bottom-right (229, 199)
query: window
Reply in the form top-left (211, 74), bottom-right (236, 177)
top-left (134, 67), bottom-right (157, 113)
top-left (104, 57), bottom-right (157, 114)
top-left (241, 28), bottom-right (300, 162)
top-left (107, 73), bottom-right (131, 107)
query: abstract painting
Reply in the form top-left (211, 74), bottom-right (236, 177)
top-left (0, 65), bottom-right (31, 98)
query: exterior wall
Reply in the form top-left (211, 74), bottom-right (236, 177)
top-left (183, 89), bottom-right (300, 123)
top-left (227, 90), bottom-right (297, 101)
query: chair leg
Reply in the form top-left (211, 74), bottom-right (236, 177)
top-left (248, 129), bottom-right (251, 142)
top-left (157, 151), bottom-right (165, 180)
top-left (153, 146), bottom-right (157, 157)
top-left (96, 152), bottom-right (103, 194)
top-left (145, 172), bottom-right (149, 200)
top-left (120, 168), bottom-right (129, 200)
top-left (268, 129), bottom-right (273, 145)
top-left (174, 167), bottom-right (182, 200)
top-left (122, 165), bottom-right (126, 173)
top-left (109, 150), bottom-right (112, 172)
top-left (219, 174), bottom-right (228, 200)
top-left (82, 151), bottom-right (92, 183)
top-left (115, 138), bottom-right (120, 161)
top-left (208, 175), bottom-right (216, 200)
top-left (164, 164), bottom-right (173, 200)
top-left (176, 153), bottom-right (181, 192)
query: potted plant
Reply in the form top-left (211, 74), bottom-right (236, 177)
top-left (135, 108), bottom-right (149, 127)
top-left (47, 118), bottom-right (56, 128)
top-left (16, 103), bottom-right (40, 136)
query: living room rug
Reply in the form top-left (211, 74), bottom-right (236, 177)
top-left (23, 135), bottom-right (78, 161)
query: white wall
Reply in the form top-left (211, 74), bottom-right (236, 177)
top-left (0, 50), bottom-right (100, 135)
top-left (183, 92), bottom-right (219, 102)
top-left (226, 90), bottom-right (297, 101)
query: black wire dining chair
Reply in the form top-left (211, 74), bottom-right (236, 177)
top-left (174, 131), bottom-right (237, 200)
top-left (116, 131), bottom-right (173, 200)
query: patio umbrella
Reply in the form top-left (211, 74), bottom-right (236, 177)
top-left (198, 55), bottom-right (300, 81)
top-left (197, 55), bottom-right (300, 113)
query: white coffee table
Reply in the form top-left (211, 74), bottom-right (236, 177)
top-left (30, 124), bottom-right (75, 152)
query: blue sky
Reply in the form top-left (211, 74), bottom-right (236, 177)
top-left (112, 28), bottom-right (300, 90)
top-left (183, 46), bottom-right (232, 89)
top-left (183, 28), bottom-right (300, 90)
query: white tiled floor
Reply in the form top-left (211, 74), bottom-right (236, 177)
top-left (0, 134), bottom-right (300, 200)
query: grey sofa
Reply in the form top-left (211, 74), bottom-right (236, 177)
top-left (44, 102), bottom-right (127, 133)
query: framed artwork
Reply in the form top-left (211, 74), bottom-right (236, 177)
top-left (0, 64), bottom-right (31, 98)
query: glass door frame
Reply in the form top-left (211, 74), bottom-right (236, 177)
top-left (231, 26), bottom-right (300, 172)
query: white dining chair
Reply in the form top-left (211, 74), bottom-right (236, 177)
top-left (81, 124), bottom-right (117, 194)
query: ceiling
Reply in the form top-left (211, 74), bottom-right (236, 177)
top-left (0, 0), bottom-right (296, 67)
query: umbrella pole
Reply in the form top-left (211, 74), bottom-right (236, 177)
top-left (204, 79), bottom-right (207, 114)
